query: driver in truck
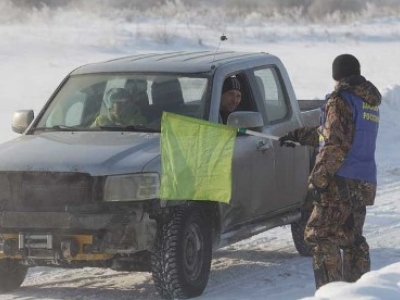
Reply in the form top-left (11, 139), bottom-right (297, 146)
top-left (219, 76), bottom-right (242, 124)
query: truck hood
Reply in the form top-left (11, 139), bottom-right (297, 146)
top-left (0, 132), bottom-right (161, 175)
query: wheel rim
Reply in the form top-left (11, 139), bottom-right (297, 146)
top-left (184, 222), bottom-right (203, 282)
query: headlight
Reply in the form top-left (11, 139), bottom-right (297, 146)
top-left (103, 173), bottom-right (160, 201)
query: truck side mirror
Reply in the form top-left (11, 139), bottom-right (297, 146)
top-left (226, 111), bottom-right (264, 130)
top-left (12, 110), bottom-right (34, 134)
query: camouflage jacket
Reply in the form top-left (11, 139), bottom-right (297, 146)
top-left (288, 75), bottom-right (381, 204)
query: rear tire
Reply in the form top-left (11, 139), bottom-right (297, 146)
top-left (151, 203), bottom-right (212, 299)
top-left (291, 208), bottom-right (313, 257)
top-left (0, 259), bottom-right (28, 293)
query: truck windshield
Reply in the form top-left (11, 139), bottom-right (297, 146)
top-left (35, 73), bottom-right (210, 132)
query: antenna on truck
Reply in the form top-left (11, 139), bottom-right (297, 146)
top-left (212, 32), bottom-right (228, 62)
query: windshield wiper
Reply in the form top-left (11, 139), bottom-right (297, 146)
top-left (34, 125), bottom-right (83, 132)
top-left (98, 124), bottom-right (160, 133)
top-left (52, 125), bottom-right (82, 131)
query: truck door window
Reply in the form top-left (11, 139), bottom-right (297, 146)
top-left (254, 68), bottom-right (289, 123)
top-left (219, 73), bottom-right (255, 124)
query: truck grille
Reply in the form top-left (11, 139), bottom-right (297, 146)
top-left (0, 172), bottom-right (95, 212)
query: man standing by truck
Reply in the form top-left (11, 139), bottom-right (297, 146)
top-left (279, 54), bottom-right (381, 289)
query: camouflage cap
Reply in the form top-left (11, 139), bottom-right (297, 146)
top-left (107, 88), bottom-right (131, 103)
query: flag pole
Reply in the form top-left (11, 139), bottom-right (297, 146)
top-left (237, 128), bottom-right (301, 146)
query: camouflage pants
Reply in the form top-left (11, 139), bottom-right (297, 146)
top-left (304, 176), bottom-right (375, 289)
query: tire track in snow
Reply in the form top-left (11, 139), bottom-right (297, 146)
top-left (203, 233), bottom-right (312, 298)
top-left (204, 179), bottom-right (400, 299)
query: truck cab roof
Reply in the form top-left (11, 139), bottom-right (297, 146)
top-left (71, 51), bottom-right (278, 75)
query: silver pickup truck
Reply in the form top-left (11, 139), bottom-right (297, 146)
top-left (0, 51), bottom-right (323, 299)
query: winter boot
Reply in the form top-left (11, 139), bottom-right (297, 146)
top-left (342, 241), bottom-right (370, 282)
top-left (312, 244), bottom-right (342, 289)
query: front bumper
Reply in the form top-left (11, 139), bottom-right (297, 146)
top-left (0, 210), bottom-right (157, 262)
top-left (0, 211), bottom-right (148, 230)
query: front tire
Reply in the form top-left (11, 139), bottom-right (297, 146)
top-left (291, 208), bottom-right (313, 257)
top-left (151, 203), bottom-right (212, 299)
top-left (0, 259), bottom-right (28, 293)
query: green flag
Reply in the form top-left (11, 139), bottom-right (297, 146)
top-left (160, 112), bottom-right (236, 203)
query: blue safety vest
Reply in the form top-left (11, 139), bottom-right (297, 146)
top-left (319, 91), bottom-right (379, 183)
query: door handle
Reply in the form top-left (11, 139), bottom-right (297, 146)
top-left (257, 140), bottom-right (271, 152)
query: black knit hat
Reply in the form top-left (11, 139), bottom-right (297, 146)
top-left (222, 76), bottom-right (241, 93)
top-left (332, 54), bottom-right (361, 81)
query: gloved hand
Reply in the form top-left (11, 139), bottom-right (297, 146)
top-left (307, 183), bottom-right (327, 204)
top-left (278, 134), bottom-right (296, 148)
top-left (309, 168), bottom-right (329, 191)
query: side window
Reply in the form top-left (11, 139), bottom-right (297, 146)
top-left (254, 68), bottom-right (288, 123)
top-left (65, 100), bottom-right (84, 126)
top-left (179, 78), bottom-right (206, 102)
top-left (45, 93), bottom-right (86, 127)
top-left (149, 76), bottom-right (208, 120)
top-left (219, 73), bottom-right (257, 123)
top-left (235, 73), bottom-right (255, 112)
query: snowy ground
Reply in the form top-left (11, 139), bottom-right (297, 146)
top-left (1, 7), bottom-right (400, 300)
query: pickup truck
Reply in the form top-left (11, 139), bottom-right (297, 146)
top-left (0, 51), bottom-right (324, 299)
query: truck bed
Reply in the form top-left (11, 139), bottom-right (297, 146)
top-left (298, 99), bottom-right (326, 112)
top-left (298, 99), bottom-right (325, 127)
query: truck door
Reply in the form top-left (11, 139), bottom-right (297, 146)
top-left (217, 73), bottom-right (277, 229)
top-left (215, 69), bottom-right (308, 230)
top-left (226, 72), bottom-right (279, 224)
top-left (250, 67), bottom-right (306, 216)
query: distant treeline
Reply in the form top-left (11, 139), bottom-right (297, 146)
top-left (7, 0), bottom-right (400, 22)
